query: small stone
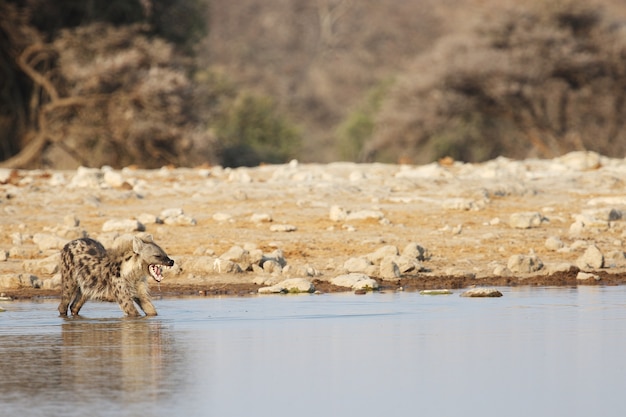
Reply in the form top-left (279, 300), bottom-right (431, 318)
top-left (213, 212), bottom-right (233, 222)
top-left (545, 236), bottom-right (565, 251)
top-left (507, 254), bottom-right (543, 273)
top-left (278, 278), bottom-right (315, 293)
top-left (379, 257), bottom-right (401, 280)
top-left (330, 273), bottom-right (379, 291)
top-left (346, 209), bottom-right (385, 221)
top-left (420, 289), bottom-right (452, 295)
top-left (366, 245), bottom-right (399, 264)
top-left (102, 219), bottom-right (144, 232)
top-left (343, 257), bottom-right (373, 273)
top-left (401, 243), bottom-right (428, 261)
top-left (269, 224), bottom-right (297, 232)
top-left (329, 205), bottom-right (348, 221)
top-left (509, 212), bottom-right (545, 229)
top-left (250, 213), bottom-right (273, 223)
top-left (576, 272), bottom-right (600, 281)
top-left (460, 288), bottom-right (503, 297)
top-left (576, 244), bottom-right (604, 271)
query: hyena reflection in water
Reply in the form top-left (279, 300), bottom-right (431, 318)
top-left (57, 235), bottom-right (174, 317)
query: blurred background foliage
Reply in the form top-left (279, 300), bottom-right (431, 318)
top-left (1, 0), bottom-right (626, 168)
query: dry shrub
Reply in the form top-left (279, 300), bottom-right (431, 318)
top-left (364, 1), bottom-right (626, 164)
top-left (39, 23), bottom-right (213, 168)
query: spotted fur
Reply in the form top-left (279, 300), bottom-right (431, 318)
top-left (57, 235), bottom-right (174, 317)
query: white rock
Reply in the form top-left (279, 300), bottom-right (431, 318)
top-left (509, 212), bottom-right (545, 229)
top-left (220, 246), bottom-right (251, 271)
top-left (543, 263), bottom-right (576, 274)
top-left (330, 273), bottom-right (379, 290)
top-left (213, 258), bottom-right (243, 273)
top-left (213, 212), bottom-right (233, 222)
top-left (270, 224), bottom-right (297, 232)
top-left (42, 274), bottom-right (62, 290)
top-left (329, 205), bottom-right (348, 221)
top-left (556, 151), bottom-right (601, 171)
top-left (251, 213), bottom-right (273, 223)
top-left (63, 215), bottom-right (80, 227)
top-left (0, 274), bottom-right (23, 288)
top-left (366, 245), bottom-right (399, 264)
top-left (576, 272), bottom-right (600, 281)
top-left (0, 168), bottom-right (13, 183)
top-left (22, 254), bottom-right (60, 275)
top-left (258, 284), bottom-right (286, 294)
top-left (343, 257), bottom-right (373, 273)
top-left (401, 242), bottom-right (428, 261)
top-left (576, 244), bottom-right (604, 271)
top-left (460, 288), bottom-right (503, 297)
top-left (137, 213), bottom-right (160, 225)
top-left (161, 208), bottom-right (184, 218)
top-left (392, 255), bottom-right (423, 273)
top-left (0, 250), bottom-right (7, 262)
top-left (102, 219), bottom-right (144, 232)
top-left (33, 233), bottom-right (67, 251)
top-left (606, 251), bottom-right (626, 268)
top-left (346, 210), bottom-right (385, 221)
top-left (379, 257), bottom-right (401, 280)
top-left (262, 259), bottom-right (283, 274)
top-left (103, 170), bottom-right (125, 188)
top-left (278, 278), bottom-right (315, 293)
top-left (69, 166), bottom-right (103, 188)
top-left (507, 254), bottom-right (543, 273)
top-left (545, 236), bottom-right (565, 251)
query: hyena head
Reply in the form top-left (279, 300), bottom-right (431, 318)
top-left (132, 236), bottom-right (174, 282)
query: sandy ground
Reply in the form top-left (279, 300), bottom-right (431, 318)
top-left (2, 151), bottom-right (626, 300)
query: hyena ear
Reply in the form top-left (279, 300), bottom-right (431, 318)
top-left (143, 234), bottom-right (154, 243)
top-left (132, 237), bottom-right (145, 254)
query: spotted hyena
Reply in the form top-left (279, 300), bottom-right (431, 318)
top-left (57, 235), bottom-right (174, 317)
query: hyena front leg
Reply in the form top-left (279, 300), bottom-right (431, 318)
top-left (135, 296), bottom-right (157, 316)
top-left (58, 277), bottom-right (79, 316)
top-left (134, 282), bottom-right (157, 316)
top-left (70, 288), bottom-right (88, 316)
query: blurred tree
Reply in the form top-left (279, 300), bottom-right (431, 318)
top-left (0, 0), bottom-right (210, 168)
top-left (365, 0), bottom-right (626, 164)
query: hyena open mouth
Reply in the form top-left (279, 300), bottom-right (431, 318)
top-left (149, 262), bottom-right (173, 282)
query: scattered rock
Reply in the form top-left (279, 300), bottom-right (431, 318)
top-left (401, 242), bottom-right (428, 261)
top-left (161, 208), bottom-right (196, 226)
top-left (576, 244), bottom-right (604, 271)
top-left (420, 289), bottom-right (452, 295)
top-left (22, 254), bottom-right (60, 275)
top-left (366, 245), bottom-right (399, 264)
top-left (507, 254), bottom-right (543, 273)
top-left (460, 288), bottom-right (503, 297)
top-left (213, 212), bottom-right (233, 222)
top-left (258, 277), bottom-right (314, 294)
top-left (251, 213), bottom-right (273, 223)
top-left (330, 273), bottom-right (379, 291)
top-left (270, 224), bottom-right (297, 232)
top-left (220, 246), bottom-right (252, 271)
top-left (545, 236), bottom-right (565, 251)
top-left (102, 219), bottom-right (144, 233)
top-left (343, 257), bottom-right (374, 273)
top-left (33, 233), bottom-right (67, 251)
top-left (509, 212), bottom-right (545, 229)
top-left (576, 272), bottom-right (600, 281)
top-left (379, 257), bottom-right (401, 280)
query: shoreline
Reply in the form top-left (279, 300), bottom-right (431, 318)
top-left (4, 270), bottom-right (626, 301)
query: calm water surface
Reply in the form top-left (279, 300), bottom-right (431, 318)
top-left (2, 287), bottom-right (626, 417)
